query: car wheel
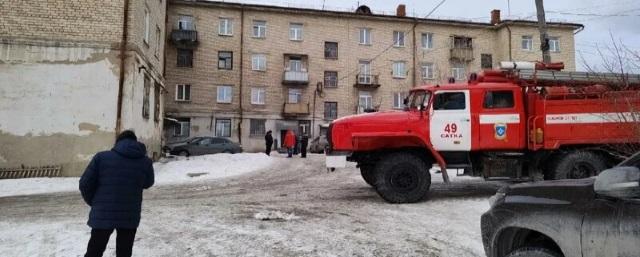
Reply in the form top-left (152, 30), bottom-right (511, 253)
top-left (506, 247), bottom-right (562, 257)
top-left (549, 151), bottom-right (607, 179)
top-left (373, 152), bottom-right (431, 203)
top-left (359, 164), bottom-right (376, 187)
top-left (178, 150), bottom-right (190, 157)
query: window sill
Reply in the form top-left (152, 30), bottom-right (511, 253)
top-left (252, 69), bottom-right (267, 72)
top-left (252, 36), bottom-right (266, 39)
top-left (218, 34), bottom-right (234, 37)
top-left (289, 39), bottom-right (303, 42)
top-left (324, 86), bottom-right (338, 89)
top-left (176, 66), bottom-right (193, 69)
top-left (422, 47), bottom-right (433, 51)
top-left (422, 77), bottom-right (435, 80)
top-left (216, 101), bottom-right (232, 104)
top-left (325, 57), bottom-right (338, 60)
top-left (251, 103), bottom-right (266, 106)
top-left (218, 67), bottom-right (233, 70)
top-left (393, 45), bottom-right (406, 48)
top-left (175, 100), bottom-right (191, 103)
top-left (359, 43), bottom-right (372, 46)
top-left (393, 76), bottom-right (407, 79)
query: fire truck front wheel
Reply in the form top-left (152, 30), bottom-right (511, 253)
top-left (373, 152), bottom-right (431, 203)
top-left (359, 165), bottom-right (376, 186)
top-left (550, 150), bottom-right (608, 180)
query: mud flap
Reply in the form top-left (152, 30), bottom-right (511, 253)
top-left (326, 155), bottom-right (347, 169)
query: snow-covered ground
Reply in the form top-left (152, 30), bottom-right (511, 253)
top-left (0, 153), bottom-right (505, 257)
top-left (0, 153), bottom-right (273, 197)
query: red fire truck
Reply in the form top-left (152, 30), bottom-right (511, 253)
top-left (326, 62), bottom-right (640, 203)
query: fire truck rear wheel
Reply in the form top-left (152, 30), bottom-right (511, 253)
top-left (550, 151), bottom-right (607, 179)
top-left (373, 152), bottom-right (431, 203)
top-left (360, 165), bottom-right (376, 186)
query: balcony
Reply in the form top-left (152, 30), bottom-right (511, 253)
top-left (283, 102), bottom-right (310, 116)
top-left (354, 74), bottom-right (380, 89)
top-left (170, 29), bottom-right (198, 48)
top-left (282, 70), bottom-right (309, 86)
top-left (450, 47), bottom-right (474, 62)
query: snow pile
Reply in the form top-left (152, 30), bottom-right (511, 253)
top-left (0, 153), bottom-right (273, 197)
top-left (254, 210), bottom-right (300, 221)
top-left (154, 153), bottom-right (272, 185)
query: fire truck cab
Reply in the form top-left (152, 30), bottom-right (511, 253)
top-left (327, 62), bottom-right (640, 203)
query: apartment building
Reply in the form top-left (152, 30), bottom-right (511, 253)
top-left (0, 0), bottom-right (167, 176)
top-left (164, 0), bottom-right (582, 152)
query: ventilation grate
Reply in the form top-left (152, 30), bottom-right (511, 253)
top-left (0, 165), bottom-right (62, 179)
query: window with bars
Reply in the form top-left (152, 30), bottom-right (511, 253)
top-left (324, 42), bottom-right (338, 59)
top-left (218, 51), bottom-right (233, 70)
top-left (250, 119), bottom-right (266, 136)
top-left (324, 102), bottom-right (337, 120)
top-left (324, 71), bottom-right (338, 88)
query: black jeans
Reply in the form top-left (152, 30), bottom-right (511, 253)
top-left (84, 228), bottom-right (137, 257)
top-left (265, 144), bottom-right (272, 155)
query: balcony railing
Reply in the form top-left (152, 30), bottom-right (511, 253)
top-left (282, 71), bottom-right (309, 85)
top-left (170, 29), bottom-right (198, 48)
top-left (283, 102), bottom-right (310, 116)
top-left (354, 74), bottom-right (380, 89)
top-left (450, 47), bottom-right (474, 61)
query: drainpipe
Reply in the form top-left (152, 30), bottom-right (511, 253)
top-left (237, 6), bottom-right (245, 144)
top-left (412, 19), bottom-right (418, 87)
top-left (116, 0), bottom-right (130, 134)
top-left (506, 24), bottom-right (513, 61)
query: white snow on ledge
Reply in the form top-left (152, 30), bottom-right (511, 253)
top-left (0, 153), bottom-right (273, 197)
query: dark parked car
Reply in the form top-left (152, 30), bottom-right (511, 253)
top-left (164, 137), bottom-right (242, 156)
top-left (481, 153), bottom-right (640, 257)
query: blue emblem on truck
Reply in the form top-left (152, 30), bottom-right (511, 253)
top-left (494, 123), bottom-right (507, 140)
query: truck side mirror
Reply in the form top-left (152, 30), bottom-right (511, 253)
top-left (595, 166), bottom-right (640, 199)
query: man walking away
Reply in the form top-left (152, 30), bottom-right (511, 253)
top-left (79, 130), bottom-right (154, 257)
top-left (284, 129), bottom-right (296, 158)
top-left (300, 134), bottom-right (309, 158)
top-left (264, 130), bottom-right (273, 156)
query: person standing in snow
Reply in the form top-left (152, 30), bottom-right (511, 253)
top-left (264, 130), bottom-right (273, 156)
top-left (300, 134), bottom-right (309, 158)
top-left (79, 130), bottom-right (154, 257)
top-left (284, 129), bottom-right (296, 158)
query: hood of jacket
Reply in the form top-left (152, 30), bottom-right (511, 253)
top-left (112, 139), bottom-right (147, 159)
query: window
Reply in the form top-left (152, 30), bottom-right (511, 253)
top-left (173, 118), bottom-right (190, 137)
top-left (392, 61), bottom-right (406, 78)
top-left (324, 102), bottom-right (337, 120)
top-left (452, 36), bottom-right (472, 48)
top-left (393, 92), bottom-right (407, 109)
top-left (288, 57), bottom-right (302, 72)
top-left (250, 119), bottom-right (266, 136)
top-left (421, 63), bottom-right (434, 79)
top-left (289, 23), bottom-right (303, 41)
top-left (219, 18), bottom-right (233, 36)
top-left (481, 54), bottom-right (493, 69)
top-left (154, 83), bottom-right (161, 122)
top-left (288, 89), bottom-right (302, 103)
top-left (217, 85), bottom-right (232, 103)
top-left (251, 87), bottom-right (265, 105)
top-left (215, 119), bottom-right (231, 137)
top-left (359, 28), bottom-right (371, 45)
top-left (393, 31), bottom-right (405, 47)
top-left (178, 16), bottom-right (194, 30)
top-left (484, 91), bottom-right (514, 109)
top-left (175, 84), bottom-right (191, 101)
top-left (252, 54), bottom-right (266, 71)
top-left (324, 71), bottom-right (338, 88)
top-left (421, 33), bottom-right (433, 49)
top-left (142, 75), bottom-right (151, 119)
top-left (451, 62), bottom-right (466, 81)
top-left (324, 42), bottom-right (338, 59)
top-left (144, 9), bottom-right (150, 44)
top-left (155, 26), bottom-right (161, 58)
top-left (358, 91), bottom-right (373, 111)
top-left (252, 20), bottom-right (266, 38)
top-left (358, 60), bottom-right (371, 84)
top-left (177, 49), bottom-right (193, 67)
top-left (549, 37), bottom-right (560, 52)
top-left (522, 35), bottom-right (533, 51)
top-left (434, 92), bottom-right (466, 110)
top-left (218, 51), bottom-right (233, 70)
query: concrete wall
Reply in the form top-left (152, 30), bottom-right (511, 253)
top-left (0, 42), bottom-right (119, 176)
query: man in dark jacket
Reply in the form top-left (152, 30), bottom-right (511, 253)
top-left (300, 134), bottom-right (309, 158)
top-left (79, 130), bottom-right (154, 257)
top-left (264, 130), bottom-right (273, 156)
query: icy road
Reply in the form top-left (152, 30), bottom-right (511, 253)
top-left (0, 153), bottom-right (507, 257)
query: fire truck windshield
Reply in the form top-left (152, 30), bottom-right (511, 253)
top-left (408, 90), bottom-right (431, 110)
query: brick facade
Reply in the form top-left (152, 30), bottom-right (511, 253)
top-left (164, 0), bottom-right (582, 152)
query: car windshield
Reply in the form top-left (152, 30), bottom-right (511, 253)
top-left (407, 90), bottom-right (431, 110)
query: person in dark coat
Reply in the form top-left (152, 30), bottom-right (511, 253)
top-left (264, 130), bottom-right (273, 156)
top-left (79, 130), bottom-right (154, 257)
top-left (300, 134), bottom-right (309, 158)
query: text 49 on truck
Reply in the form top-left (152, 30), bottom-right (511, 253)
top-left (326, 61), bottom-right (640, 203)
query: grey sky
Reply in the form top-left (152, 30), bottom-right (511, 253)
top-left (222, 0), bottom-right (640, 72)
